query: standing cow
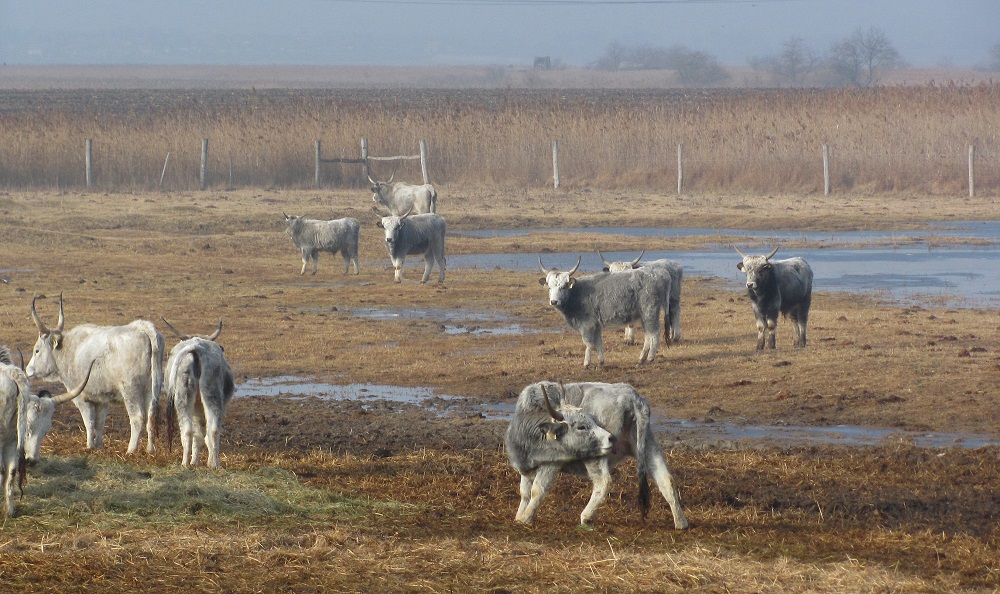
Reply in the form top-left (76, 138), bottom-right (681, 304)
top-left (599, 249), bottom-right (684, 344)
top-left (0, 345), bottom-right (29, 518)
top-left (376, 210), bottom-right (446, 284)
top-left (162, 319), bottom-right (235, 468)
top-left (539, 255), bottom-right (671, 367)
top-left (735, 246), bottom-right (813, 350)
top-left (25, 294), bottom-right (164, 454)
top-left (505, 381), bottom-right (688, 529)
top-left (369, 173), bottom-right (438, 216)
top-left (283, 213), bottom-right (360, 275)
top-left (23, 360), bottom-right (96, 464)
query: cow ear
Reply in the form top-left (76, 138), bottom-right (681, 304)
top-left (539, 421), bottom-right (567, 441)
top-left (538, 277), bottom-right (547, 285)
top-left (376, 221), bottom-right (384, 229)
top-left (737, 262), bottom-right (745, 271)
top-left (567, 278), bottom-right (575, 289)
top-left (602, 266), bottom-right (610, 272)
top-left (53, 336), bottom-right (63, 349)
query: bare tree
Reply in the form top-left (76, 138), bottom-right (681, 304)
top-left (596, 42), bottom-right (629, 71)
top-left (989, 42), bottom-right (1000, 71)
top-left (750, 37), bottom-right (822, 87)
top-left (828, 27), bottom-right (903, 87)
top-left (671, 46), bottom-right (729, 86)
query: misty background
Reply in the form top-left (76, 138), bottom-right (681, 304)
top-left (2, 0), bottom-right (997, 69)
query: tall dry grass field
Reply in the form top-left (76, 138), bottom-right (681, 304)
top-left (1, 85), bottom-right (997, 194)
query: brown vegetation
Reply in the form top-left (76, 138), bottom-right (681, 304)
top-left (0, 85), bottom-right (998, 194)
top-left (0, 187), bottom-right (998, 592)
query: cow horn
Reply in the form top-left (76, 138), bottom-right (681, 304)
top-left (51, 359), bottom-right (96, 405)
top-left (733, 246), bottom-right (747, 258)
top-left (56, 293), bottom-right (65, 333)
top-left (401, 206), bottom-right (413, 219)
top-left (765, 246), bottom-right (780, 260)
top-left (207, 319), bottom-right (223, 341)
top-left (540, 384), bottom-right (563, 422)
top-left (537, 255), bottom-right (551, 275)
top-left (629, 249), bottom-right (645, 267)
top-left (568, 256), bottom-right (581, 276)
top-left (367, 174), bottom-right (377, 185)
top-left (597, 249), bottom-right (612, 267)
top-left (160, 317), bottom-right (190, 340)
top-left (30, 295), bottom-right (49, 335)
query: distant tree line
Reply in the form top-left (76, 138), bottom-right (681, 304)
top-left (594, 27), bottom-right (907, 88)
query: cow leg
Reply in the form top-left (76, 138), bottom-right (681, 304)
top-left (340, 251), bottom-right (352, 275)
top-left (646, 444), bottom-right (689, 529)
top-left (421, 252), bottom-right (434, 284)
top-left (190, 405), bottom-right (207, 466)
top-left (204, 403), bottom-right (224, 469)
top-left (393, 258), bottom-right (405, 283)
top-left (309, 249), bottom-right (320, 275)
top-left (623, 324), bottom-right (636, 345)
top-left (121, 399), bottom-right (147, 455)
top-left (669, 297), bottom-right (682, 343)
top-left (766, 317), bottom-right (777, 349)
top-left (436, 252), bottom-right (446, 283)
top-left (516, 465), bottom-right (559, 524)
top-left (639, 317), bottom-right (660, 364)
top-left (579, 458), bottom-right (613, 525)
top-left (177, 405), bottom-right (195, 467)
top-left (581, 326), bottom-right (604, 368)
top-left (515, 473), bottom-right (534, 522)
top-left (72, 398), bottom-right (106, 449)
top-left (2, 449), bottom-right (15, 517)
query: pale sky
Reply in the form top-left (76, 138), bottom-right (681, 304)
top-left (1, 0), bottom-right (997, 68)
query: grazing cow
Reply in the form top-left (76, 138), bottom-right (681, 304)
top-left (735, 246), bottom-right (813, 350)
top-left (599, 249), bottom-right (684, 344)
top-left (283, 213), bottom-right (360, 275)
top-left (25, 294), bottom-right (165, 454)
top-left (505, 381), bottom-right (688, 528)
top-left (23, 361), bottom-right (96, 463)
top-left (162, 319), bottom-right (235, 468)
top-left (538, 256), bottom-right (671, 367)
top-left (376, 210), bottom-right (446, 283)
top-left (0, 345), bottom-right (29, 518)
top-left (369, 173), bottom-right (438, 216)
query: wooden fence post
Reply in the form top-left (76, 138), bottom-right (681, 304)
top-left (200, 138), bottom-right (209, 190)
top-left (159, 152), bottom-right (170, 188)
top-left (823, 144), bottom-right (830, 196)
top-left (85, 139), bottom-right (93, 188)
top-left (676, 144), bottom-right (683, 195)
top-left (969, 145), bottom-right (975, 198)
top-left (419, 140), bottom-right (430, 184)
top-left (552, 140), bottom-right (560, 189)
top-left (361, 138), bottom-right (369, 181)
top-left (315, 140), bottom-right (322, 188)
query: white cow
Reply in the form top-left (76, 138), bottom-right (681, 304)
top-left (162, 319), bottom-right (235, 468)
top-left (0, 345), bottom-right (29, 518)
top-left (369, 173), bottom-right (438, 216)
top-left (25, 294), bottom-right (164, 454)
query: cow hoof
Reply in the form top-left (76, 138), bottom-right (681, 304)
top-left (577, 522), bottom-right (596, 532)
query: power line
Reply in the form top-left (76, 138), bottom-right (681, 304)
top-left (319, 0), bottom-right (800, 5)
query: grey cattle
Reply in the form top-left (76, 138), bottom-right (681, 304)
top-left (369, 173), bottom-right (437, 216)
top-left (599, 249), bottom-right (684, 344)
top-left (376, 211), bottom-right (446, 283)
top-left (539, 256), bottom-right (671, 367)
top-left (735, 246), bottom-right (813, 350)
top-left (505, 381), bottom-right (688, 528)
top-left (23, 361), bottom-right (95, 464)
top-left (283, 213), bottom-right (360, 275)
top-left (0, 346), bottom-right (28, 517)
top-left (162, 319), bottom-right (235, 468)
top-left (25, 294), bottom-right (164, 454)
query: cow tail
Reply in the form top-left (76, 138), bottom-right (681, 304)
top-left (430, 187), bottom-right (438, 213)
top-left (634, 395), bottom-right (652, 521)
top-left (145, 324), bottom-right (165, 443)
top-left (15, 373), bottom-right (29, 498)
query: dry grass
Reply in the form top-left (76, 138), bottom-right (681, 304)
top-left (0, 187), bottom-right (999, 592)
top-left (0, 85), bottom-right (998, 194)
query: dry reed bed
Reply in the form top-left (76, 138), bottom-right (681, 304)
top-left (1, 85), bottom-right (998, 193)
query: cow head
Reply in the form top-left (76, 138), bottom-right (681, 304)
top-left (161, 317), bottom-right (223, 342)
top-left (538, 255), bottom-right (581, 308)
top-left (735, 246), bottom-right (780, 293)
top-left (599, 249), bottom-right (644, 272)
top-left (376, 208), bottom-right (413, 258)
top-left (368, 172), bottom-right (396, 209)
top-left (537, 384), bottom-right (614, 458)
top-left (25, 294), bottom-right (66, 382)
top-left (24, 359), bottom-right (96, 463)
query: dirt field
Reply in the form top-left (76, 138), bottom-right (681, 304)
top-left (1, 187), bottom-right (999, 592)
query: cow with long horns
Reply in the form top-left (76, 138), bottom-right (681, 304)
top-left (734, 246), bottom-right (813, 350)
top-left (162, 319), bottom-right (235, 468)
top-left (369, 172), bottom-right (438, 216)
top-left (283, 213), bottom-right (360, 276)
top-left (376, 209), bottom-right (447, 284)
top-left (598, 249), bottom-right (684, 345)
top-left (25, 294), bottom-right (164, 454)
top-left (23, 360), bottom-right (97, 463)
top-left (505, 381), bottom-right (688, 528)
top-left (539, 255), bottom-right (671, 367)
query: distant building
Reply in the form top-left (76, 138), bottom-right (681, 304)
top-left (533, 56), bottom-right (552, 70)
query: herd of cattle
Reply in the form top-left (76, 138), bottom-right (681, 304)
top-left (1, 176), bottom-right (816, 528)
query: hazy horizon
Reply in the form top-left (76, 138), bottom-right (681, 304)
top-left (2, 1), bottom-right (997, 69)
